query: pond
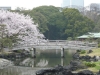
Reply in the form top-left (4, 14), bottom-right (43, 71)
top-left (0, 49), bottom-right (76, 75)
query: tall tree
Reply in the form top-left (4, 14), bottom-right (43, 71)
top-left (0, 10), bottom-right (44, 51)
top-left (30, 11), bottom-right (48, 33)
top-left (30, 6), bottom-right (60, 39)
top-left (62, 8), bottom-right (95, 39)
top-left (14, 6), bottom-right (95, 40)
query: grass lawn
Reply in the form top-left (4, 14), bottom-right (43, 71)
top-left (80, 48), bottom-right (100, 56)
top-left (79, 48), bottom-right (100, 72)
top-left (86, 61), bottom-right (100, 72)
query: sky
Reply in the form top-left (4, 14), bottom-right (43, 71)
top-left (0, 0), bottom-right (100, 10)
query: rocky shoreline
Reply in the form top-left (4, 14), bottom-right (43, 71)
top-left (36, 49), bottom-right (100, 75)
top-left (36, 64), bottom-right (100, 75)
top-left (0, 58), bottom-right (13, 69)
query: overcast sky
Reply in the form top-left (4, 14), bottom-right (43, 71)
top-left (0, 0), bottom-right (100, 9)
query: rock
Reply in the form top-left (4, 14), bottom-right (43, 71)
top-left (52, 64), bottom-right (64, 72)
top-left (87, 50), bottom-right (93, 54)
top-left (73, 53), bottom-right (80, 59)
top-left (92, 55), bottom-right (98, 61)
top-left (62, 70), bottom-right (73, 75)
top-left (79, 55), bottom-right (92, 61)
top-left (70, 61), bottom-right (78, 71)
top-left (96, 56), bottom-right (100, 61)
top-left (64, 65), bottom-right (72, 70)
top-left (70, 60), bottom-right (81, 67)
top-left (36, 66), bottom-right (94, 75)
top-left (36, 69), bottom-right (47, 75)
top-left (0, 58), bottom-right (13, 69)
top-left (78, 70), bottom-right (94, 75)
top-left (97, 70), bottom-right (100, 75)
top-left (79, 56), bottom-right (85, 60)
top-left (84, 55), bottom-right (91, 61)
top-left (76, 50), bottom-right (81, 53)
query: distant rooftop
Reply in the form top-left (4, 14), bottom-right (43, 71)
top-left (77, 32), bottom-right (100, 38)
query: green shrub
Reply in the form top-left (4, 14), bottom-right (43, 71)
top-left (85, 62), bottom-right (96, 67)
top-left (80, 50), bottom-right (86, 54)
top-left (98, 43), bottom-right (100, 48)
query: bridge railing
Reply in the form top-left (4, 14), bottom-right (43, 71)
top-left (12, 40), bottom-right (98, 50)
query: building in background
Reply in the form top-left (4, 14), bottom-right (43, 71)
top-left (77, 32), bottom-right (100, 41)
top-left (90, 3), bottom-right (100, 12)
top-left (62, 0), bottom-right (84, 8)
top-left (0, 7), bottom-right (11, 10)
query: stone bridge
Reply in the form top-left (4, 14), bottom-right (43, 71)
top-left (12, 40), bottom-right (98, 50)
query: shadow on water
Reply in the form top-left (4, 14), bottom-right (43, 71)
top-left (0, 49), bottom-right (75, 75)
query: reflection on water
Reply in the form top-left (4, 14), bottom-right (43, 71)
top-left (13, 49), bottom-right (73, 67)
top-left (36, 59), bottom-right (48, 67)
top-left (0, 49), bottom-right (75, 75)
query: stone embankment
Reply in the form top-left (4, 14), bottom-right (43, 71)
top-left (0, 58), bottom-right (13, 69)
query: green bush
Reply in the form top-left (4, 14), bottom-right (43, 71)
top-left (98, 43), bottom-right (100, 48)
top-left (80, 50), bottom-right (86, 54)
top-left (85, 62), bottom-right (96, 67)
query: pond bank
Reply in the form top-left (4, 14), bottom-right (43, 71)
top-left (0, 58), bottom-right (13, 69)
top-left (78, 48), bottom-right (100, 72)
top-left (0, 50), bottom-right (30, 59)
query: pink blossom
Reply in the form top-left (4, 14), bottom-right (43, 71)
top-left (0, 10), bottom-right (44, 45)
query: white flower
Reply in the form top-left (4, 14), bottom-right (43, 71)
top-left (0, 10), bottom-right (45, 45)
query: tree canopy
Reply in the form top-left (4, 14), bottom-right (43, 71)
top-left (62, 8), bottom-right (95, 39)
top-left (13, 6), bottom-right (95, 40)
top-left (0, 10), bottom-right (44, 47)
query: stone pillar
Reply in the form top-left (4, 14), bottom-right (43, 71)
top-left (61, 47), bottom-right (64, 58)
top-left (31, 58), bottom-right (36, 67)
top-left (31, 48), bottom-right (36, 58)
top-left (61, 58), bottom-right (64, 66)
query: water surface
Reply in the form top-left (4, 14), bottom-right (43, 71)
top-left (0, 49), bottom-right (75, 75)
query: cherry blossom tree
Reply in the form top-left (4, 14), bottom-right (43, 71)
top-left (0, 10), bottom-right (44, 49)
